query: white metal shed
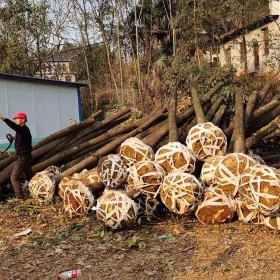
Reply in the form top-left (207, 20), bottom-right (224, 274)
top-left (0, 73), bottom-right (87, 143)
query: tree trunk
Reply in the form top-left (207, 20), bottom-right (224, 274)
top-left (190, 87), bottom-right (206, 123)
top-left (211, 104), bottom-right (227, 126)
top-left (168, 87), bottom-right (178, 142)
top-left (232, 91), bottom-right (245, 153)
top-left (244, 91), bottom-right (258, 125)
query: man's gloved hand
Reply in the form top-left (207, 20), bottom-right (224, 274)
top-left (0, 114), bottom-right (4, 120)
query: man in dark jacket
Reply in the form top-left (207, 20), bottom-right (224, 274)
top-left (0, 112), bottom-right (33, 199)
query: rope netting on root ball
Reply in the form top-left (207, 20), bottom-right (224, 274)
top-left (235, 198), bottom-right (265, 225)
top-left (264, 214), bottom-right (280, 230)
top-left (155, 142), bottom-right (196, 174)
top-left (28, 165), bottom-right (61, 203)
top-left (119, 137), bottom-right (154, 166)
top-left (186, 122), bottom-right (227, 162)
top-left (97, 154), bottom-right (128, 189)
top-left (214, 153), bottom-right (256, 197)
top-left (82, 168), bottom-right (105, 196)
top-left (195, 187), bottom-right (236, 225)
top-left (127, 160), bottom-right (166, 196)
top-left (200, 155), bottom-right (224, 188)
top-left (59, 177), bottom-right (94, 217)
top-left (95, 190), bottom-right (140, 230)
top-left (238, 164), bottom-right (280, 215)
top-left (160, 171), bottom-right (203, 215)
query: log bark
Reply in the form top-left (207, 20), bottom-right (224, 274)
top-left (33, 110), bottom-right (103, 149)
top-left (232, 91), bottom-right (245, 153)
top-left (244, 91), bottom-right (258, 125)
top-left (211, 104), bottom-right (226, 126)
top-left (205, 96), bottom-right (223, 121)
top-left (190, 87), bottom-right (206, 123)
top-left (255, 80), bottom-right (272, 108)
top-left (143, 83), bottom-right (224, 148)
top-left (168, 87), bottom-right (178, 142)
top-left (245, 116), bottom-right (280, 151)
top-left (245, 103), bottom-right (280, 137)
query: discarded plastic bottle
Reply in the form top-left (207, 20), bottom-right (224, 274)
top-left (55, 269), bottom-right (81, 279)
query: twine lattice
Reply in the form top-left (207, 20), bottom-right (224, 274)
top-left (95, 190), bottom-right (139, 230)
top-left (195, 187), bottom-right (236, 225)
top-left (29, 171), bottom-right (55, 203)
top-left (235, 198), bottom-right (264, 224)
top-left (160, 171), bottom-right (203, 215)
top-left (186, 122), bottom-right (227, 161)
top-left (215, 153), bottom-right (256, 197)
top-left (62, 178), bottom-right (94, 217)
top-left (119, 137), bottom-right (154, 166)
top-left (127, 160), bottom-right (165, 196)
top-left (239, 164), bottom-right (280, 215)
top-left (264, 214), bottom-right (280, 230)
top-left (155, 142), bottom-right (196, 173)
top-left (44, 165), bottom-right (61, 179)
top-left (97, 154), bottom-right (127, 188)
top-left (200, 155), bottom-right (224, 188)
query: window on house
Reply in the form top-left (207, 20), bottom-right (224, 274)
top-left (239, 42), bottom-right (246, 64)
top-left (225, 47), bottom-right (232, 64)
top-left (262, 27), bottom-right (269, 55)
top-left (253, 39), bottom-right (260, 71)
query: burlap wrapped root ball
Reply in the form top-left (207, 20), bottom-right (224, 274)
top-left (235, 198), bottom-right (264, 225)
top-left (186, 122), bottom-right (227, 161)
top-left (200, 155), bottom-right (224, 188)
top-left (96, 190), bottom-right (140, 230)
top-left (83, 168), bottom-right (105, 196)
top-left (119, 137), bottom-right (154, 166)
top-left (29, 171), bottom-right (56, 203)
top-left (264, 214), bottom-right (280, 230)
top-left (59, 178), bottom-right (94, 217)
top-left (238, 164), bottom-right (280, 215)
top-left (214, 153), bottom-right (256, 197)
top-left (160, 171), bottom-right (203, 215)
top-left (127, 160), bottom-right (166, 196)
top-left (195, 187), bottom-right (236, 225)
top-left (155, 142), bottom-right (196, 174)
top-left (97, 154), bottom-right (127, 189)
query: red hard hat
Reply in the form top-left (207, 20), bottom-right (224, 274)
top-left (13, 112), bottom-right (27, 121)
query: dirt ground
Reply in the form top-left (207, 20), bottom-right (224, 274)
top-left (0, 196), bottom-right (279, 280)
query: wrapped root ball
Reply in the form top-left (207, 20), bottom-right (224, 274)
top-left (72, 169), bottom-right (88, 180)
top-left (235, 199), bottom-right (264, 224)
top-left (83, 168), bottom-right (105, 195)
top-left (215, 153), bottom-right (256, 197)
top-left (63, 179), bottom-right (94, 217)
top-left (200, 155), bottom-right (224, 188)
top-left (44, 165), bottom-right (61, 179)
top-left (119, 137), bottom-right (154, 166)
top-left (264, 214), bottom-right (280, 230)
top-left (29, 171), bottom-right (55, 203)
top-left (160, 171), bottom-right (203, 215)
top-left (96, 190), bottom-right (139, 230)
top-left (127, 160), bottom-right (165, 196)
top-left (186, 122), bottom-right (227, 161)
top-left (97, 154), bottom-right (127, 188)
top-left (155, 142), bottom-right (196, 173)
top-left (195, 187), bottom-right (236, 225)
top-left (239, 164), bottom-right (280, 215)
top-left (58, 176), bottom-right (76, 199)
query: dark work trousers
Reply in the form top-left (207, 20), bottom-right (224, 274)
top-left (10, 155), bottom-right (33, 199)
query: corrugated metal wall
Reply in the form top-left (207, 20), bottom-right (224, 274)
top-left (0, 79), bottom-right (80, 142)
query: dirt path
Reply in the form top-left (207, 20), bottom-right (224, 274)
top-left (0, 199), bottom-right (279, 280)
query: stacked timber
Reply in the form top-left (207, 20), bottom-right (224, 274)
top-left (0, 80), bottom-right (280, 231)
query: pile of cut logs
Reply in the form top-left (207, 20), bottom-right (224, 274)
top-left (1, 80), bottom-right (280, 231)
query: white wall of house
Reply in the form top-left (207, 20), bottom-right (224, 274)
top-left (207, 1), bottom-right (280, 76)
top-left (0, 79), bottom-right (81, 142)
